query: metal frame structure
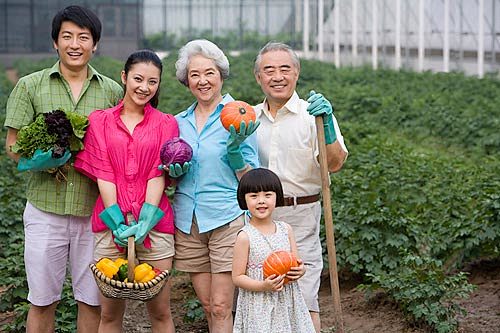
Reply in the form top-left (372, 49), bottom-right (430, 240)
top-left (2, 0), bottom-right (498, 76)
top-left (317, 0), bottom-right (500, 77)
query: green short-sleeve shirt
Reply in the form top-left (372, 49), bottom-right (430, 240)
top-left (4, 61), bottom-right (123, 216)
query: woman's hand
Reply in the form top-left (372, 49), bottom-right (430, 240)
top-left (286, 258), bottom-right (306, 282)
top-left (158, 161), bottom-right (192, 178)
top-left (226, 120), bottom-right (260, 172)
top-left (262, 274), bottom-right (285, 292)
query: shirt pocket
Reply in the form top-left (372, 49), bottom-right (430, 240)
top-left (284, 148), bottom-right (314, 184)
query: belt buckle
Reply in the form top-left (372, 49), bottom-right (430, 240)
top-left (293, 196), bottom-right (297, 209)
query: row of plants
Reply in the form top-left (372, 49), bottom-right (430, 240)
top-left (1, 54), bottom-right (499, 332)
top-left (16, 52), bottom-right (500, 158)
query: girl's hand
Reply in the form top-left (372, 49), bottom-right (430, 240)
top-left (262, 274), bottom-right (285, 292)
top-left (286, 258), bottom-right (306, 282)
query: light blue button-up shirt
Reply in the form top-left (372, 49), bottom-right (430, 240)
top-left (173, 94), bottom-right (260, 233)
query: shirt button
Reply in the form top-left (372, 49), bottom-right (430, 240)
top-left (69, 182), bottom-right (74, 186)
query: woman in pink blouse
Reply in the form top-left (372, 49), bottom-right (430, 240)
top-left (75, 49), bottom-right (178, 332)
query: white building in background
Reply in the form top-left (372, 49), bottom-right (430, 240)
top-left (322, 0), bottom-right (500, 76)
top-left (141, 0), bottom-right (499, 76)
top-left (142, 0), bottom-right (297, 37)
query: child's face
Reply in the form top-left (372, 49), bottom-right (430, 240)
top-left (245, 191), bottom-right (276, 220)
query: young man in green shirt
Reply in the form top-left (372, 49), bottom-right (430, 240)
top-left (4, 6), bottom-right (122, 333)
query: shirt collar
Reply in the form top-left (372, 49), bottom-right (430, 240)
top-left (111, 100), bottom-right (125, 116)
top-left (49, 61), bottom-right (102, 82)
top-left (111, 100), bottom-right (155, 116)
top-left (257, 91), bottom-right (300, 119)
top-left (180, 93), bottom-right (234, 118)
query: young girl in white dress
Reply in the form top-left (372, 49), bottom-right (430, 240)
top-left (232, 168), bottom-right (316, 333)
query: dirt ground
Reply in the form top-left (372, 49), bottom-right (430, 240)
top-left (0, 260), bottom-right (498, 332)
top-left (120, 259), bottom-right (500, 333)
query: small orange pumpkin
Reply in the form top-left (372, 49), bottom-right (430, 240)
top-left (262, 250), bottom-right (298, 284)
top-left (220, 100), bottom-right (256, 132)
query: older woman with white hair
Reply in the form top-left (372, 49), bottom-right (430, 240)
top-left (171, 39), bottom-right (259, 332)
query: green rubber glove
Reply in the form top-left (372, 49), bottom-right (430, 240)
top-left (99, 204), bottom-right (125, 231)
top-left (99, 204), bottom-right (130, 247)
top-left (112, 224), bottom-right (129, 247)
top-left (17, 148), bottom-right (71, 172)
top-left (157, 161), bottom-right (192, 178)
top-left (307, 90), bottom-right (337, 145)
top-left (117, 203), bottom-right (165, 245)
top-left (226, 120), bottom-right (260, 172)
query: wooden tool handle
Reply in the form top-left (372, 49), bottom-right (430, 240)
top-left (315, 116), bottom-right (344, 332)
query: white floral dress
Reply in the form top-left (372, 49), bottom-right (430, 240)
top-left (233, 220), bottom-right (316, 333)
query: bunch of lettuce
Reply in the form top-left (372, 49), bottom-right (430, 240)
top-left (12, 109), bottom-right (89, 159)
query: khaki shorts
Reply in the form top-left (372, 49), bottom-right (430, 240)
top-left (174, 215), bottom-right (244, 274)
top-left (94, 229), bottom-right (175, 262)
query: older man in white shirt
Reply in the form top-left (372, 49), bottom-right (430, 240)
top-left (253, 41), bottom-right (348, 333)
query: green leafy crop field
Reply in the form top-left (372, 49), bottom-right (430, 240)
top-left (0, 55), bottom-right (498, 332)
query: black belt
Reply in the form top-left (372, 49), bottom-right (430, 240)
top-left (283, 194), bottom-right (321, 206)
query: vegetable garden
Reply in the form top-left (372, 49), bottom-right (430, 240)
top-left (0, 54), bottom-right (499, 332)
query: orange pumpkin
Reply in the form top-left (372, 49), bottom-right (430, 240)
top-left (220, 100), bottom-right (256, 132)
top-left (262, 250), bottom-right (298, 284)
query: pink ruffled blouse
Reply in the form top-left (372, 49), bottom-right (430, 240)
top-left (75, 101), bottom-right (179, 248)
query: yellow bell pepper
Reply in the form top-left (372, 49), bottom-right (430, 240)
top-left (96, 258), bottom-right (119, 278)
top-left (138, 270), bottom-right (156, 283)
top-left (134, 263), bottom-right (153, 282)
top-left (114, 258), bottom-right (128, 267)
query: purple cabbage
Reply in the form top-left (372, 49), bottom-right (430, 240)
top-left (160, 137), bottom-right (193, 166)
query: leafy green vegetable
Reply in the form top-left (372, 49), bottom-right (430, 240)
top-left (10, 110), bottom-right (89, 159)
top-left (65, 111), bottom-right (89, 151)
top-left (10, 115), bottom-right (57, 158)
top-left (66, 111), bottom-right (89, 140)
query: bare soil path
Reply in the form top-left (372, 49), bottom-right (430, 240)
top-left (121, 259), bottom-right (500, 332)
top-left (1, 260), bottom-right (498, 332)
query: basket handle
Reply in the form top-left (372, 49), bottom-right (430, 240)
top-left (126, 213), bottom-right (136, 282)
top-left (127, 236), bottom-right (135, 282)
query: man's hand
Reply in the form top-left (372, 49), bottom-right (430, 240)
top-left (307, 90), bottom-right (337, 144)
top-left (17, 148), bottom-right (71, 172)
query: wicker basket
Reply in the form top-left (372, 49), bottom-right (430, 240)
top-left (90, 237), bottom-right (169, 301)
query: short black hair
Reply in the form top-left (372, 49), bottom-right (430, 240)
top-left (51, 5), bottom-right (102, 45)
top-left (237, 168), bottom-right (285, 210)
top-left (123, 49), bottom-right (163, 108)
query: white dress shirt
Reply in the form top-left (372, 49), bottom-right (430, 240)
top-left (255, 91), bottom-right (348, 197)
